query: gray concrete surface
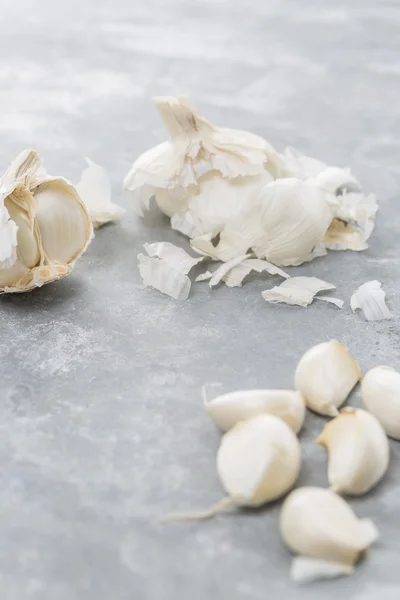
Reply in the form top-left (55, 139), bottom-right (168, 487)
top-left (1, 0), bottom-right (400, 598)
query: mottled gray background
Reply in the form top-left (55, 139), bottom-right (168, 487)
top-left (0, 0), bottom-right (399, 598)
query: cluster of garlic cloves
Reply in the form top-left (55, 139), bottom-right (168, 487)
top-left (0, 149), bottom-right (92, 293)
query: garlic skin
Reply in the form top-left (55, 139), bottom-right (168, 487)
top-left (217, 414), bottom-right (301, 507)
top-left (295, 340), bottom-right (361, 416)
top-left (205, 389), bottom-right (306, 434)
top-left (0, 149), bottom-right (92, 294)
top-left (317, 408), bottom-right (389, 495)
top-left (280, 487), bottom-right (378, 569)
top-left (124, 96), bottom-right (283, 217)
top-left (362, 366), bottom-right (400, 440)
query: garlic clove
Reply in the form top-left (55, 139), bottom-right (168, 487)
top-left (34, 179), bottom-right (92, 264)
top-left (361, 366), bottom-right (400, 440)
top-left (204, 389), bottom-right (306, 434)
top-left (4, 196), bottom-right (40, 268)
top-left (217, 414), bottom-right (301, 507)
top-left (161, 414), bottom-right (301, 522)
top-left (295, 340), bottom-right (361, 416)
top-left (76, 158), bottom-right (125, 228)
top-left (280, 487), bottom-right (379, 567)
top-left (0, 257), bottom-right (30, 290)
top-left (0, 197), bottom-right (18, 269)
top-left (317, 408), bottom-right (389, 495)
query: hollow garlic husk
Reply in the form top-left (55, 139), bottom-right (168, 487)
top-left (0, 149), bottom-right (92, 294)
top-left (362, 366), bottom-right (400, 440)
top-left (280, 487), bottom-right (379, 581)
top-left (162, 414), bottom-right (301, 522)
top-left (317, 408), bottom-right (389, 495)
top-left (124, 96), bottom-right (283, 217)
top-left (295, 340), bottom-right (361, 416)
top-left (204, 389), bottom-right (306, 434)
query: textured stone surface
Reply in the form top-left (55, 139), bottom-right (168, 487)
top-left (1, 0), bottom-right (400, 598)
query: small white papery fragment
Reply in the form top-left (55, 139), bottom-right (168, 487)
top-left (291, 557), bottom-right (354, 584)
top-left (76, 158), bottom-right (125, 228)
top-left (262, 277), bottom-right (339, 308)
top-left (208, 254), bottom-right (251, 288)
top-left (351, 281), bottom-right (392, 321)
top-left (223, 258), bottom-right (289, 288)
top-left (195, 270), bottom-right (213, 282)
top-left (316, 296), bottom-right (344, 309)
top-left (143, 241), bottom-right (203, 274)
top-left (138, 253), bottom-right (191, 300)
top-left (0, 195), bottom-right (18, 269)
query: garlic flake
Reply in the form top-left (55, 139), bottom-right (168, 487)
top-left (262, 276), bottom-right (341, 308)
top-left (317, 408), bottom-right (389, 495)
top-left (0, 149), bottom-right (92, 294)
top-left (362, 366), bottom-right (400, 440)
top-left (76, 158), bottom-right (125, 228)
top-left (295, 341), bottom-right (361, 416)
top-left (162, 414), bottom-right (301, 522)
top-left (351, 280), bottom-right (392, 321)
top-left (204, 389), bottom-right (306, 433)
top-left (280, 487), bottom-right (379, 578)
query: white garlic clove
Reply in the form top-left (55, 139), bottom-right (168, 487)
top-left (295, 340), bottom-right (361, 416)
top-left (361, 366), bottom-right (400, 440)
top-left (0, 257), bottom-right (30, 289)
top-left (204, 389), bottom-right (306, 433)
top-left (216, 414), bottom-right (301, 507)
top-left (0, 198), bottom-right (19, 270)
top-left (4, 197), bottom-right (40, 268)
top-left (317, 408), bottom-right (389, 495)
top-left (280, 487), bottom-right (379, 568)
top-left (34, 179), bottom-right (92, 264)
top-left (161, 414), bottom-right (301, 522)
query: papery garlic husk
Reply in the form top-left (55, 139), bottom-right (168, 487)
top-left (76, 158), bottom-right (125, 228)
top-left (124, 95), bottom-right (283, 217)
top-left (204, 389), bottom-right (306, 434)
top-left (294, 340), bottom-right (361, 416)
top-left (280, 487), bottom-right (379, 576)
top-left (192, 178), bottom-right (333, 266)
top-left (161, 414), bottom-right (301, 522)
top-left (317, 408), bottom-right (389, 495)
top-left (362, 366), bottom-right (400, 440)
top-left (351, 280), bottom-right (392, 322)
top-left (261, 276), bottom-right (340, 308)
top-left (0, 149), bottom-right (92, 293)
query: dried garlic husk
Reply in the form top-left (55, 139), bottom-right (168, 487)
top-left (192, 178), bottom-right (333, 265)
top-left (351, 280), bottom-right (392, 321)
top-left (0, 149), bottom-right (92, 294)
top-left (124, 96), bottom-right (282, 217)
top-left (261, 276), bottom-right (342, 308)
top-left (138, 241), bottom-right (203, 300)
top-left (317, 408), bottom-right (389, 495)
top-left (280, 487), bottom-right (378, 581)
top-left (362, 366), bottom-right (400, 440)
top-left (295, 341), bottom-right (361, 416)
top-left (162, 414), bottom-right (301, 522)
top-left (76, 158), bottom-right (125, 228)
top-left (221, 258), bottom-right (289, 288)
top-left (204, 389), bottom-right (306, 434)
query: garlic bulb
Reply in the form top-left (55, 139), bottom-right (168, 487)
top-left (162, 414), bottom-right (301, 522)
top-left (0, 149), bottom-right (92, 293)
top-left (362, 366), bottom-right (400, 439)
top-left (295, 340), bottom-right (361, 416)
top-left (317, 408), bottom-right (389, 495)
top-left (280, 487), bottom-right (379, 579)
top-left (204, 389), bottom-right (306, 434)
top-left (124, 96), bottom-right (283, 217)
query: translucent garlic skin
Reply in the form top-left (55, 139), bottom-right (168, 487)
top-left (295, 340), bottom-right (361, 417)
top-left (0, 149), bottom-right (92, 294)
top-left (317, 408), bottom-right (389, 495)
top-left (362, 366), bottom-right (400, 440)
top-left (280, 487), bottom-right (379, 566)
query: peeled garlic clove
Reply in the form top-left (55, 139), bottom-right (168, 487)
top-left (280, 487), bottom-right (379, 570)
top-left (0, 149), bottom-right (92, 294)
top-left (295, 340), bottom-right (361, 416)
top-left (317, 408), bottom-right (389, 495)
top-left (162, 414), bottom-right (301, 522)
top-left (204, 389), bottom-right (306, 433)
top-left (361, 366), bottom-right (400, 440)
